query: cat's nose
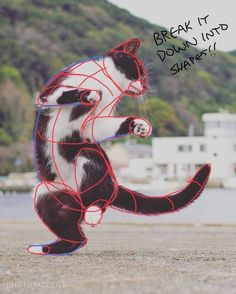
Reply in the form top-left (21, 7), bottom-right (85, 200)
top-left (129, 80), bottom-right (145, 94)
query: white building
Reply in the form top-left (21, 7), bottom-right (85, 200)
top-left (152, 112), bottom-right (236, 184)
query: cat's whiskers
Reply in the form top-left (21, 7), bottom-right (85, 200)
top-left (138, 89), bottom-right (154, 119)
top-left (136, 94), bottom-right (149, 120)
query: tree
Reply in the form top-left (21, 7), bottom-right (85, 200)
top-left (147, 97), bottom-right (186, 137)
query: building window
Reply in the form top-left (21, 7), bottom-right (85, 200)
top-left (178, 145), bottom-right (184, 152)
top-left (205, 121), bottom-right (219, 129)
top-left (177, 145), bottom-right (192, 152)
top-left (200, 144), bottom-right (206, 152)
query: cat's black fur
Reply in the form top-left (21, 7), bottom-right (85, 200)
top-left (35, 109), bottom-right (56, 181)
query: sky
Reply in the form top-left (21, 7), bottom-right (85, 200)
top-left (108, 0), bottom-right (234, 52)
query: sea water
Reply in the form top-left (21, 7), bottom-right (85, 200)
top-left (0, 189), bottom-right (235, 224)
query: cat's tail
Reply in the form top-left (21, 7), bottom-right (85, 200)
top-left (111, 163), bottom-right (211, 215)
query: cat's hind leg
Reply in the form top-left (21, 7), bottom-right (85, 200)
top-left (27, 239), bottom-right (87, 256)
top-left (28, 184), bottom-right (87, 255)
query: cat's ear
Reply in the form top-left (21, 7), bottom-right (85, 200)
top-left (106, 38), bottom-right (141, 55)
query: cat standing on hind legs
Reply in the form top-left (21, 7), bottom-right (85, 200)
top-left (28, 39), bottom-right (211, 255)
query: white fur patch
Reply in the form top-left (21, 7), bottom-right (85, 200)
top-left (84, 205), bottom-right (103, 226)
top-left (28, 245), bottom-right (44, 254)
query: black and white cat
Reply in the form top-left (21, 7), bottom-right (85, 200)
top-left (28, 39), bottom-right (211, 255)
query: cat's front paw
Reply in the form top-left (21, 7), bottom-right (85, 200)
top-left (83, 91), bottom-right (101, 104)
top-left (130, 119), bottom-right (152, 138)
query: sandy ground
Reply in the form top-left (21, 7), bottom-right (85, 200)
top-left (0, 220), bottom-right (236, 294)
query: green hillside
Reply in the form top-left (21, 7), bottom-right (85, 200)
top-left (0, 0), bottom-right (235, 173)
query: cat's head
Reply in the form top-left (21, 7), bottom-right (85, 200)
top-left (104, 38), bottom-right (147, 96)
top-left (36, 39), bottom-right (147, 107)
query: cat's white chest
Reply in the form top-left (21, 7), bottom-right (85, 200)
top-left (44, 108), bottom-right (88, 189)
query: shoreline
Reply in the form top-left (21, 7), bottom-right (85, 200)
top-left (0, 183), bottom-right (227, 193)
top-left (1, 219), bottom-right (236, 227)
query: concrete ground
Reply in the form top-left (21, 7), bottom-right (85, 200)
top-left (0, 220), bottom-right (236, 294)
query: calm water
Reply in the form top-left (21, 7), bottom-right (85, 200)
top-left (0, 189), bottom-right (235, 224)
